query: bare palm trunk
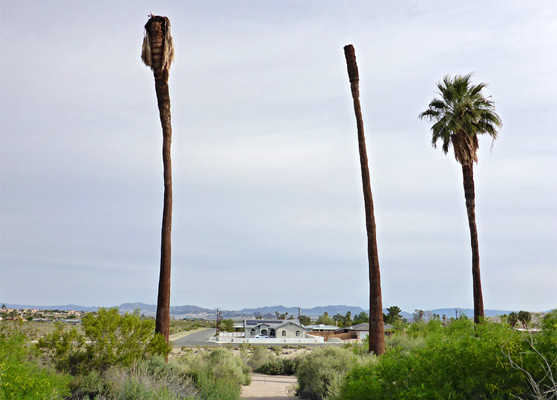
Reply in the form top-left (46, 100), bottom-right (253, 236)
top-left (462, 164), bottom-right (484, 323)
top-left (142, 16), bottom-right (175, 343)
top-left (344, 45), bottom-right (385, 355)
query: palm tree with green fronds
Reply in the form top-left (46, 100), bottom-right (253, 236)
top-left (419, 74), bottom-right (502, 324)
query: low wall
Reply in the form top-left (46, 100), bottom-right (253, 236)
top-left (214, 336), bottom-right (324, 344)
top-left (309, 331), bottom-right (356, 341)
top-left (218, 332), bottom-right (244, 337)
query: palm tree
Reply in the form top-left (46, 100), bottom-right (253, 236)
top-left (344, 45), bottom-right (385, 355)
top-left (141, 15), bottom-right (175, 342)
top-left (419, 74), bottom-right (502, 324)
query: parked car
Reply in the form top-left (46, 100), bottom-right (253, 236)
top-left (254, 334), bottom-right (269, 339)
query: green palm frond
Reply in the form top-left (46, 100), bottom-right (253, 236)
top-left (419, 73), bottom-right (502, 165)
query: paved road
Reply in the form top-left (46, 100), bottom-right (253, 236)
top-left (172, 328), bottom-right (217, 346)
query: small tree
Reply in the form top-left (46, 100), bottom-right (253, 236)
top-left (508, 312), bottom-right (519, 329)
top-left (518, 311), bottom-right (532, 329)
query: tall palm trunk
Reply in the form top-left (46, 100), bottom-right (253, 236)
top-left (462, 164), bottom-right (484, 323)
top-left (344, 45), bottom-right (385, 355)
top-left (142, 15), bottom-right (175, 343)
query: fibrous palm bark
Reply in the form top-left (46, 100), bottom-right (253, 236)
top-left (141, 15), bottom-right (174, 342)
top-left (344, 44), bottom-right (385, 355)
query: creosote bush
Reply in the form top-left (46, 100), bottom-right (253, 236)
top-left (340, 317), bottom-right (557, 399)
top-left (176, 348), bottom-right (251, 400)
top-left (0, 329), bottom-right (71, 399)
top-left (296, 346), bottom-right (369, 400)
top-left (255, 356), bottom-right (300, 375)
top-left (37, 307), bottom-right (170, 374)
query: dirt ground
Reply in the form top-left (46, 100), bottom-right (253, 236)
top-left (241, 373), bottom-right (299, 400)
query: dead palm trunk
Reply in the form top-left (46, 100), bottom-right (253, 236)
top-left (344, 45), bottom-right (385, 355)
top-left (141, 15), bottom-right (175, 343)
top-left (462, 163), bottom-right (484, 323)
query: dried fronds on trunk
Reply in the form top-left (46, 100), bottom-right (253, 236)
top-left (142, 15), bottom-right (174, 72)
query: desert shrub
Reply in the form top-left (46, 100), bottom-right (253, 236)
top-left (69, 356), bottom-right (196, 400)
top-left (37, 307), bottom-right (170, 374)
top-left (385, 332), bottom-right (426, 355)
top-left (296, 346), bottom-right (368, 400)
top-left (509, 310), bottom-right (557, 399)
top-left (341, 319), bottom-right (556, 399)
top-left (247, 345), bottom-right (270, 370)
top-left (255, 356), bottom-right (300, 375)
top-left (176, 348), bottom-right (250, 400)
top-left (0, 330), bottom-right (71, 399)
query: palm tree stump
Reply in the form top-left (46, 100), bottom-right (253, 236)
top-left (344, 44), bottom-right (385, 355)
top-left (141, 15), bottom-right (175, 342)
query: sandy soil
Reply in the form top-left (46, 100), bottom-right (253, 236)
top-left (242, 373), bottom-right (298, 400)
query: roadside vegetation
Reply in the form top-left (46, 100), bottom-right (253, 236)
top-left (0, 308), bottom-right (245, 399)
top-left (1, 308), bottom-right (555, 399)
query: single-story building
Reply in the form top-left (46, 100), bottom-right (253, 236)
top-left (305, 324), bottom-right (338, 332)
top-left (338, 323), bottom-right (395, 339)
top-left (244, 319), bottom-right (307, 339)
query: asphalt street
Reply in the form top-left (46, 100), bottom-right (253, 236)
top-left (172, 328), bottom-right (218, 347)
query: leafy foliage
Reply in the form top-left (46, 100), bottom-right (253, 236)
top-left (37, 307), bottom-right (170, 374)
top-left (0, 330), bottom-right (71, 399)
top-left (418, 73), bottom-right (502, 165)
top-left (341, 318), bottom-right (557, 399)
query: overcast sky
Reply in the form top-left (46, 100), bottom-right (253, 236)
top-left (1, 1), bottom-right (555, 313)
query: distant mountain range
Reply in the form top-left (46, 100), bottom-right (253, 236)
top-left (3, 302), bottom-right (540, 320)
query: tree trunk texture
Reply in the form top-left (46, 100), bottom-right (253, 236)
top-left (344, 45), bottom-right (385, 355)
top-left (461, 164), bottom-right (484, 323)
top-left (147, 18), bottom-right (173, 343)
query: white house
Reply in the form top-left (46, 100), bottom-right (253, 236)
top-left (244, 319), bottom-right (306, 339)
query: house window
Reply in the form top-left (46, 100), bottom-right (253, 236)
top-left (250, 329), bottom-right (255, 336)
top-left (296, 331), bottom-right (300, 337)
top-left (261, 329), bottom-right (268, 336)
top-left (270, 329), bottom-right (276, 338)
top-left (282, 330), bottom-right (286, 337)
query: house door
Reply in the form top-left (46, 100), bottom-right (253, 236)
top-left (261, 329), bottom-right (268, 336)
top-left (269, 329), bottom-right (276, 338)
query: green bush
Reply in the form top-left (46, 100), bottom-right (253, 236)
top-left (255, 356), bottom-right (300, 375)
top-left (341, 319), bottom-right (556, 399)
top-left (0, 331), bottom-right (71, 399)
top-left (296, 346), bottom-right (368, 400)
top-left (37, 307), bottom-right (170, 374)
top-left (247, 345), bottom-right (270, 371)
top-left (70, 356), bottom-right (197, 400)
top-left (176, 348), bottom-right (251, 400)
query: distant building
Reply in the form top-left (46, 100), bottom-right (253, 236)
top-left (305, 324), bottom-right (338, 332)
top-left (338, 323), bottom-right (395, 339)
top-left (244, 319), bottom-right (306, 339)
